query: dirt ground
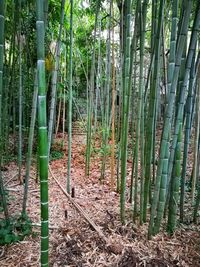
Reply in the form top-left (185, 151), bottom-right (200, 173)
top-left (0, 134), bottom-right (200, 267)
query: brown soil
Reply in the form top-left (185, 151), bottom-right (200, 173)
top-left (0, 134), bottom-right (200, 267)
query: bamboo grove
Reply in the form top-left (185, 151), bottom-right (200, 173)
top-left (0, 0), bottom-right (200, 266)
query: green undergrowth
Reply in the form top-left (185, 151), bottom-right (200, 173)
top-left (92, 144), bottom-right (111, 157)
top-left (50, 150), bottom-right (64, 161)
top-left (0, 214), bottom-right (32, 245)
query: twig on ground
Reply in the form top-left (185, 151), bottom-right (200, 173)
top-left (5, 188), bottom-right (21, 192)
top-left (32, 223), bottom-right (59, 230)
top-left (49, 166), bottom-right (108, 244)
top-left (4, 173), bottom-right (18, 186)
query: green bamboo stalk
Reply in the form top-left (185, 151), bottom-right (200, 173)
top-left (151, 0), bottom-right (158, 51)
top-left (129, 0), bottom-right (140, 134)
top-left (85, 0), bottom-right (100, 176)
top-left (143, 0), bottom-right (165, 223)
top-left (163, 41), bottom-right (187, 218)
top-left (193, 163), bottom-right (200, 224)
top-left (67, 0), bottom-right (73, 193)
top-left (163, 0), bottom-right (179, 217)
top-left (167, 123), bottom-right (182, 234)
top-left (7, 8), bottom-right (17, 142)
top-left (48, 0), bottom-right (66, 159)
top-left (0, 166), bottom-right (9, 225)
top-left (161, 25), bottom-right (167, 109)
top-left (136, 0), bottom-right (149, 224)
top-left (0, 0), bottom-right (5, 144)
top-left (22, 71), bottom-right (38, 215)
top-left (168, 3), bottom-right (200, 186)
top-left (155, 12), bottom-right (195, 232)
top-left (155, 133), bottom-right (169, 227)
top-left (55, 83), bottom-right (62, 137)
top-left (116, 1), bottom-right (125, 193)
top-left (166, 0), bottom-right (179, 102)
top-left (148, 0), bottom-right (192, 238)
top-left (111, 0), bottom-right (115, 190)
top-left (44, 0), bottom-right (49, 29)
top-left (18, 0), bottom-right (23, 183)
top-left (116, 63), bottom-right (121, 193)
top-left (132, 0), bottom-right (148, 221)
top-left (128, 0), bottom-right (140, 204)
top-left (193, 73), bottom-right (200, 222)
top-left (120, 0), bottom-right (132, 223)
top-left (194, 167), bottom-right (200, 223)
top-left (93, 13), bottom-right (102, 136)
top-left (166, 3), bottom-right (200, 222)
top-left (62, 30), bottom-right (67, 147)
top-left (100, 1), bottom-right (111, 181)
top-left (36, 0), bottom-right (49, 265)
top-left (191, 73), bottom-right (200, 203)
top-left (180, 52), bottom-right (200, 218)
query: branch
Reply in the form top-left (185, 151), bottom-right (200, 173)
top-left (49, 166), bottom-right (108, 243)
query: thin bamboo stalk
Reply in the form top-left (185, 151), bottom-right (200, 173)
top-left (48, 0), bottom-right (66, 159)
top-left (120, 0), bottom-right (132, 223)
top-left (143, 0), bottom-right (165, 223)
top-left (0, 0), bottom-right (5, 144)
top-left (85, 0), bottom-right (100, 177)
top-left (67, 0), bottom-right (73, 193)
top-left (22, 71), bottom-right (38, 215)
top-left (110, 0), bottom-right (115, 190)
top-left (18, 0), bottom-right (23, 183)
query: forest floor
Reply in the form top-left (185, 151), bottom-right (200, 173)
top-left (0, 133), bottom-right (200, 267)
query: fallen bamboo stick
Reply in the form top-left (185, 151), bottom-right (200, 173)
top-left (32, 223), bottom-right (59, 230)
top-left (49, 166), bottom-right (108, 244)
top-left (4, 173), bottom-right (18, 186)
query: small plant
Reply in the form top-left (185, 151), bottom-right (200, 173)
top-left (50, 150), bottom-right (64, 161)
top-left (0, 214), bottom-right (32, 245)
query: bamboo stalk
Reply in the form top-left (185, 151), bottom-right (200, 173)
top-left (0, 0), bottom-right (5, 144)
top-left (67, 0), bottom-right (73, 193)
top-left (22, 71), bottom-right (38, 215)
top-left (148, 0), bottom-right (192, 238)
top-left (48, 0), bottom-right (66, 159)
top-left (36, 0), bottom-right (49, 265)
top-left (110, 0), bottom-right (115, 190)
